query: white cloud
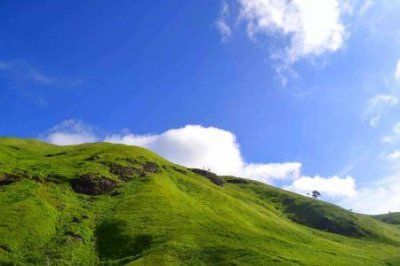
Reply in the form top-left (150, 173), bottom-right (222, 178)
top-left (284, 175), bottom-right (357, 198)
top-left (341, 175), bottom-right (400, 214)
top-left (43, 119), bottom-right (98, 145)
top-left (215, 1), bottom-right (232, 42)
top-left (237, 0), bottom-right (347, 63)
top-left (395, 59), bottom-right (400, 81)
top-left (106, 125), bottom-right (245, 175)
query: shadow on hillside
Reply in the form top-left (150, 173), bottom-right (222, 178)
top-left (96, 220), bottom-right (153, 263)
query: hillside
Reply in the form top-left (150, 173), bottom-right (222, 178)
top-left (373, 213), bottom-right (400, 225)
top-left (0, 137), bottom-right (399, 265)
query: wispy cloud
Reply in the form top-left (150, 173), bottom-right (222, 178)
top-left (395, 58), bottom-right (400, 81)
top-left (215, 1), bottom-right (232, 42)
top-left (0, 60), bottom-right (56, 85)
top-left (364, 94), bottom-right (398, 127)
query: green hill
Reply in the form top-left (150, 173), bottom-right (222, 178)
top-left (373, 212), bottom-right (400, 225)
top-left (0, 137), bottom-right (399, 265)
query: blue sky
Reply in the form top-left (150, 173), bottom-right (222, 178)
top-left (1, 0), bottom-right (400, 213)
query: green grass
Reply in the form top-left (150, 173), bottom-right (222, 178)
top-left (0, 137), bottom-right (399, 265)
top-left (373, 212), bottom-right (400, 225)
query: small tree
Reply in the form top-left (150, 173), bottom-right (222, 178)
top-left (311, 190), bottom-right (321, 199)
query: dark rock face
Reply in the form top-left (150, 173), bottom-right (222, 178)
top-left (143, 162), bottom-right (158, 173)
top-left (189, 169), bottom-right (224, 186)
top-left (0, 174), bottom-right (20, 186)
top-left (108, 163), bottom-right (138, 181)
top-left (69, 174), bottom-right (117, 195)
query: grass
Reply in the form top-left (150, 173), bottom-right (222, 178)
top-left (373, 212), bottom-right (400, 225)
top-left (0, 137), bottom-right (399, 265)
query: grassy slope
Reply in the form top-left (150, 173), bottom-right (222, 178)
top-left (0, 137), bottom-right (399, 265)
top-left (373, 213), bottom-right (400, 225)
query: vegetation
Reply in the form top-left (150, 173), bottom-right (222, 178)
top-left (373, 212), bottom-right (400, 225)
top-left (0, 137), bottom-right (399, 265)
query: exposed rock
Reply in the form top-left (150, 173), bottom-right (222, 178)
top-left (108, 163), bottom-right (138, 181)
top-left (143, 162), bottom-right (158, 173)
top-left (189, 169), bottom-right (224, 186)
top-left (69, 174), bottom-right (117, 195)
top-left (226, 178), bottom-right (249, 184)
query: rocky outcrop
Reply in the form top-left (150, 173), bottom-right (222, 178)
top-left (69, 174), bottom-right (117, 195)
top-left (189, 169), bottom-right (224, 186)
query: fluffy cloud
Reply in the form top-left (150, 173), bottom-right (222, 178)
top-left (43, 119), bottom-right (98, 145)
top-left (106, 125), bottom-right (245, 175)
top-left (237, 0), bottom-right (347, 63)
top-left (284, 175), bottom-right (357, 198)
